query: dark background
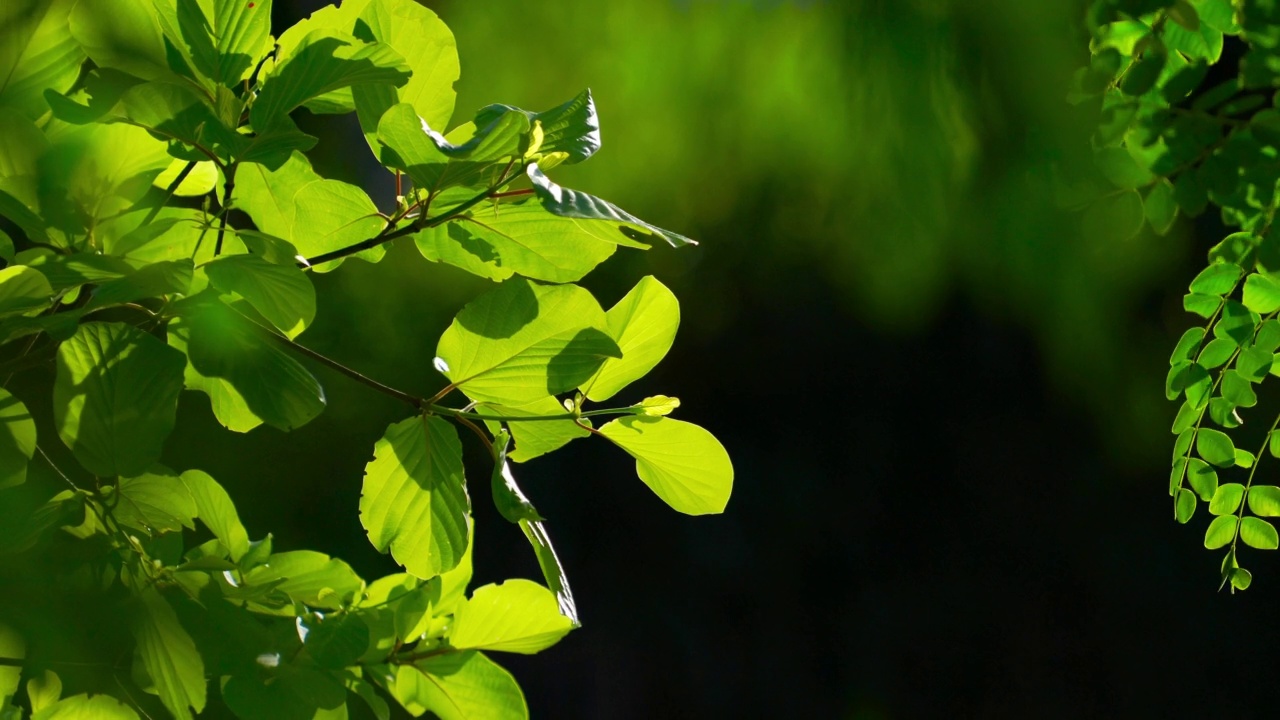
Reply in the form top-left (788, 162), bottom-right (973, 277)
top-left (27, 0), bottom-right (1280, 717)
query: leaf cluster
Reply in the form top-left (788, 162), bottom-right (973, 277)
top-left (0, 0), bottom-right (733, 717)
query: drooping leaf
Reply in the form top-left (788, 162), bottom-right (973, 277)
top-left (1187, 458), bottom-right (1218, 501)
top-left (527, 164), bottom-right (696, 248)
top-left (166, 317), bottom-right (263, 433)
top-left (251, 30), bottom-right (410, 130)
top-left (435, 278), bottom-right (621, 405)
top-left (488, 431), bottom-right (541, 524)
top-left (1176, 487), bottom-right (1196, 523)
top-left (0, 388), bottom-right (35, 490)
top-left (53, 322), bottom-right (185, 477)
top-left (113, 471), bottom-right (198, 535)
top-left (449, 580), bottom-right (575, 654)
top-left (130, 588), bottom-right (207, 720)
top-left (361, 415), bottom-right (470, 578)
top-left (205, 254), bottom-right (316, 338)
top-left (476, 89), bottom-right (601, 165)
top-left (182, 299), bottom-right (326, 431)
top-left (581, 275), bottom-right (680, 402)
top-left (517, 519), bottom-right (576, 622)
top-left (181, 469), bottom-right (250, 561)
top-left (1169, 327), bottom-right (1204, 365)
top-left (598, 416), bottom-right (733, 515)
top-left (242, 551), bottom-right (365, 610)
top-left (391, 653), bottom-right (526, 720)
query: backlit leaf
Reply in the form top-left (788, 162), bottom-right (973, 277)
top-left (1205, 514), bottom-right (1237, 549)
top-left (131, 588), bottom-right (206, 720)
top-left (582, 276), bottom-right (680, 402)
top-left (391, 653), bottom-right (526, 720)
top-left (449, 580), bottom-right (575, 654)
top-left (0, 388), bottom-right (35, 489)
top-left (1210, 483), bottom-right (1245, 514)
top-left (1241, 516), bottom-right (1280, 550)
top-left (598, 416), bottom-right (733, 515)
top-left (205, 254), bottom-right (316, 338)
top-left (181, 469), bottom-right (249, 561)
top-left (114, 471), bottom-right (198, 535)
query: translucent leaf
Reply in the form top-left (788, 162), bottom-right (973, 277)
top-left (152, 0), bottom-right (273, 88)
top-left (251, 30), bottom-right (410, 131)
top-left (1247, 485), bottom-right (1280, 517)
top-left (361, 415), bottom-right (470, 578)
top-left (489, 432), bottom-right (541, 524)
top-left (303, 614), bottom-right (370, 668)
top-left (418, 202), bottom-right (617, 283)
top-left (1171, 400), bottom-right (1196, 433)
top-left (1236, 346), bottom-right (1272, 380)
top-left (391, 653), bottom-right (526, 720)
top-left (581, 276), bottom-right (680, 402)
top-left (68, 0), bottom-right (170, 80)
top-left (222, 664), bottom-right (346, 720)
top-left (1241, 516), bottom-right (1280, 549)
top-left (1187, 458), bottom-right (1218, 501)
top-left (450, 579), bottom-right (575, 654)
top-left (479, 396), bottom-right (588, 463)
top-left (1183, 292), bottom-right (1222, 318)
top-left (375, 102), bottom-right (529, 193)
top-left (234, 152), bottom-right (324, 241)
top-left (182, 300), bottom-right (325, 431)
top-left (0, 622), bottom-right (23, 705)
top-left (291, 179), bottom-right (387, 269)
top-left (181, 470), bottom-right (249, 561)
top-left (26, 669), bottom-right (60, 712)
top-left (30, 693), bottom-right (140, 719)
top-left (53, 322), bottom-right (185, 477)
top-left (1244, 273), bottom-right (1280, 314)
top-left (1192, 0), bottom-right (1239, 34)
top-left (1221, 370), bottom-right (1258, 407)
top-left (1210, 483), bottom-right (1245, 515)
top-left (166, 317), bottom-right (263, 433)
top-left (0, 0), bottom-right (84, 120)
top-left (1204, 514), bottom-right (1237, 549)
top-left (153, 161), bottom-right (215, 200)
top-left (1169, 327), bottom-right (1204, 365)
top-left (598, 416), bottom-right (733, 515)
top-left (1236, 448), bottom-right (1256, 468)
top-left (1189, 262), bottom-right (1241, 295)
top-left (1197, 338), bottom-right (1234, 368)
top-left (435, 279), bottom-right (621, 405)
top-left (205, 254), bottom-right (316, 338)
top-left (518, 519), bottom-right (576, 622)
top-left (0, 265), bottom-right (52, 316)
top-left (527, 164), bottom-right (696, 248)
top-left (472, 89), bottom-right (601, 165)
top-left (114, 472), bottom-right (197, 535)
top-left (242, 551), bottom-right (364, 610)
top-left (86, 260), bottom-right (193, 311)
top-left (0, 388), bottom-right (35, 490)
top-left (119, 81), bottom-right (239, 161)
top-left (1230, 567), bottom-right (1253, 591)
top-left (1176, 487), bottom-right (1196, 523)
top-left (130, 588), bottom-right (206, 720)
top-left (1214, 300), bottom-right (1258, 347)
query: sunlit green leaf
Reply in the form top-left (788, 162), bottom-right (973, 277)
top-left (30, 693), bottom-right (140, 719)
top-left (1221, 369), bottom-right (1258, 407)
top-left (0, 388), bottom-right (34, 490)
top-left (450, 579), bottom-right (575, 655)
top-left (1197, 338), bottom-right (1234, 368)
top-left (582, 276), bottom-right (680, 402)
top-left (53, 322), bottom-right (185, 477)
top-left (291, 179), bottom-right (387, 268)
top-left (181, 469), bottom-right (249, 561)
top-left (1247, 485), bottom-right (1280, 517)
top-left (1169, 327), bottom-right (1204, 365)
top-left (391, 653), bottom-right (526, 720)
top-left (1205, 514), bottom-right (1238, 549)
top-left (153, 0), bottom-right (273, 88)
top-left (435, 278), bottom-right (621, 405)
top-left (598, 416), bottom-right (733, 515)
top-left (206, 254), bottom-right (316, 338)
top-left (1189, 262), bottom-right (1240, 295)
top-left (167, 317), bottom-right (263, 433)
top-left (480, 396), bottom-right (588, 463)
top-left (243, 551), bottom-right (364, 610)
top-left (1241, 516), bottom-right (1280, 550)
top-left (68, 0), bottom-right (170, 80)
top-left (1184, 292), bottom-right (1222, 318)
top-left (114, 471), bottom-right (197, 535)
top-left (26, 669), bottom-right (61, 713)
top-left (0, 0), bottom-right (83, 120)
top-left (131, 588), bottom-right (206, 720)
top-left (1187, 458), bottom-right (1218, 501)
top-left (0, 265), bottom-right (52, 316)
top-left (1210, 482), bottom-right (1245, 515)
top-left (1176, 487), bottom-right (1196, 523)
top-left (361, 415), bottom-right (470, 578)
top-left (488, 431), bottom-right (541, 524)
top-left (1214, 300), bottom-right (1258, 347)
top-left (528, 164), bottom-right (695, 248)
top-left (1244, 273), bottom-right (1280, 313)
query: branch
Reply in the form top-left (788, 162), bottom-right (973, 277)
top-left (213, 165), bottom-right (237, 257)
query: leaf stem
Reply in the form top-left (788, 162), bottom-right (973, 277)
top-left (1228, 411), bottom-right (1280, 557)
top-left (213, 165), bottom-right (237, 257)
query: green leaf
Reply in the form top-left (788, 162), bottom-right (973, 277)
top-left (0, 265), bottom-right (52, 316)
top-left (418, 203), bottom-right (617, 283)
top-left (154, 161), bottom-right (216, 198)
top-left (0, 0), bottom-right (84, 120)
top-left (205, 254), bottom-right (316, 338)
top-left (166, 317), bottom-right (263, 433)
top-left (350, 0), bottom-right (459, 150)
top-left (131, 588), bottom-right (206, 720)
top-left (114, 472), bottom-right (198, 535)
top-left (1205, 514), bottom-right (1238, 549)
top-left (375, 102), bottom-right (528, 193)
top-left (182, 300), bottom-right (326, 431)
top-left (1171, 400), bottom-right (1196, 433)
top-left (1221, 369), bottom-right (1258, 407)
top-left (1190, 262), bottom-right (1241, 295)
top-left (1170, 327), bottom-right (1205, 365)
top-left (118, 81), bottom-right (238, 161)
top-left (1210, 483), bottom-right (1245, 514)
top-left (291, 179), bottom-right (387, 268)
top-left (527, 164), bottom-right (695, 249)
top-left (1185, 292), bottom-right (1223, 318)
top-left (181, 469), bottom-right (249, 561)
top-left (0, 622), bottom-right (23, 704)
top-left (1241, 516), bottom-right (1280, 549)
top-left (1209, 397), bottom-right (1241, 428)
top-left (391, 653), bottom-right (526, 720)
top-left (1239, 448), bottom-right (1256, 469)
top-left (473, 89), bottom-right (601, 165)
top-left (87, 260), bottom-right (193, 311)
top-left (1236, 346), bottom-right (1273, 380)
top-left (450, 579), bottom-right (575, 655)
top-left (242, 551), bottom-right (364, 610)
top-left (1094, 146), bottom-right (1153, 189)
top-left (1187, 458), bottom-right (1218, 501)
top-left (1121, 51), bottom-right (1165, 96)
top-left (1197, 338), bottom-right (1234, 368)
top-left (221, 664), bottom-right (346, 720)
top-left (1230, 566), bottom-right (1253, 591)
top-left (361, 415), bottom-right (470, 578)
top-left (1214, 300), bottom-right (1258, 347)
top-left (1209, 231), bottom-right (1257, 265)
top-left (598, 416), bottom-right (733, 515)
top-left (1248, 485), bottom-right (1280, 516)
top-left (68, 0), bottom-right (170, 80)
top-left (251, 30), bottom-right (410, 130)
top-left (153, 0), bottom-right (273, 88)
top-left (489, 432), bottom-right (542, 524)
top-left (0, 388), bottom-right (35, 490)
top-left (1244, 273), bottom-right (1280, 313)
top-left (1192, 0), bottom-right (1239, 33)
top-left (53, 322), bottom-right (185, 477)
top-left (517, 519), bottom-right (576, 622)
top-left (434, 278), bottom-right (621, 405)
top-left (581, 276), bottom-right (680, 402)
top-left (304, 614), bottom-right (370, 668)
top-left (1176, 487), bottom-right (1196, 523)
top-left (234, 152), bottom-right (325, 240)
top-left (31, 694), bottom-right (140, 720)
top-left (480, 396), bottom-right (589, 463)
top-left (26, 669), bottom-right (60, 713)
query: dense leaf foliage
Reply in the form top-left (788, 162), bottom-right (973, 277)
top-left (0, 0), bottom-right (733, 717)
top-left (1083, 0), bottom-right (1280, 589)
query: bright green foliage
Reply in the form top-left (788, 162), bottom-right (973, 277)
top-left (0, 0), bottom-right (730, 715)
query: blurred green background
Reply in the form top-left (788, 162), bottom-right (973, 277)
top-left (29, 0), bottom-right (1278, 716)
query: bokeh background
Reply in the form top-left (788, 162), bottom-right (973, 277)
top-left (26, 0), bottom-right (1280, 716)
